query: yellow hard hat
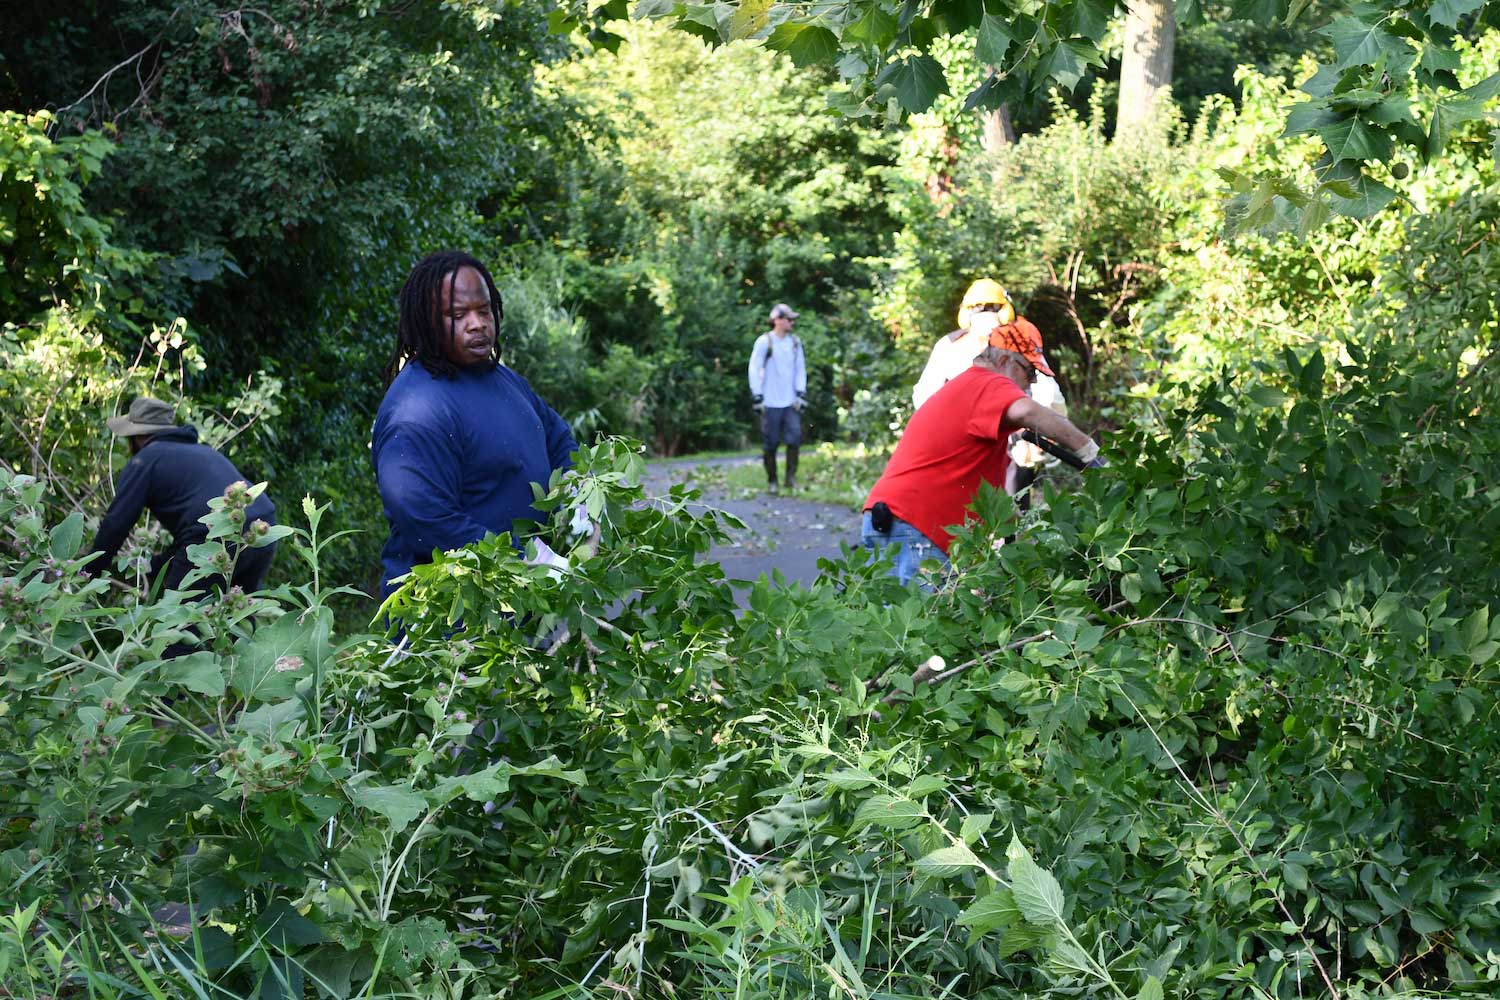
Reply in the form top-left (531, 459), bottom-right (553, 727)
top-left (958, 278), bottom-right (1014, 328)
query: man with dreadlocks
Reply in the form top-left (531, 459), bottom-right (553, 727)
top-left (371, 250), bottom-right (576, 597)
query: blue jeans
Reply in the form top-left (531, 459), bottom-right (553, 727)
top-left (860, 511), bottom-right (949, 586)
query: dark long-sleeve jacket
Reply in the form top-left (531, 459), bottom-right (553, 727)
top-left (371, 361), bottom-right (576, 596)
top-left (88, 425), bottom-right (275, 573)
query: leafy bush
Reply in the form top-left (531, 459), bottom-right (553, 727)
top-left (533, 24), bottom-right (902, 454)
top-left (5, 312), bottom-right (1499, 997)
top-left (1, 111), bottom-right (279, 561)
top-left (5, 22), bottom-right (1500, 1000)
top-left (867, 90), bottom-right (1220, 437)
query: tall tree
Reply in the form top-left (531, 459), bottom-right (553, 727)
top-left (1116, 0), bottom-right (1178, 138)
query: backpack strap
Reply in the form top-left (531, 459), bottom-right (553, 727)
top-left (765, 333), bottom-right (802, 361)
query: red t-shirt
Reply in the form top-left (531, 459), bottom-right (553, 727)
top-left (865, 367), bottom-right (1026, 553)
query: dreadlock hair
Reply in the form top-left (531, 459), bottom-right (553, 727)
top-left (384, 250), bottom-right (504, 385)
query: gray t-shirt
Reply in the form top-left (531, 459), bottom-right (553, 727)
top-left (747, 332), bottom-right (806, 408)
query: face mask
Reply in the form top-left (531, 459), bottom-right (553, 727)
top-left (969, 311), bottom-right (1001, 337)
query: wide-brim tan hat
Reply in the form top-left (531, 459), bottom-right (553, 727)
top-left (106, 396), bottom-right (180, 437)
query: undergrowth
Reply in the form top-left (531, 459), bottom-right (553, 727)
top-left (2, 310), bottom-right (1498, 997)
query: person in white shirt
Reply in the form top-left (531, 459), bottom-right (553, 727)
top-left (911, 278), bottom-right (1068, 499)
top-left (747, 303), bottom-right (808, 493)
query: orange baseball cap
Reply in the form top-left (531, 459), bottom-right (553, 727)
top-left (988, 317), bottom-right (1054, 377)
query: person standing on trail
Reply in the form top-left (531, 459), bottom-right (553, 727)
top-left (371, 250), bottom-right (576, 598)
top-left (864, 342), bottom-right (1102, 586)
top-left (747, 303), bottom-right (807, 494)
top-left (911, 278), bottom-right (1069, 499)
top-left (86, 396), bottom-right (278, 594)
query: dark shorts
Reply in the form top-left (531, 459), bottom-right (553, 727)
top-left (761, 406), bottom-right (802, 450)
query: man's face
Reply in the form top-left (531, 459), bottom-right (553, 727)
top-left (1002, 355), bottom-right (1037, 390)
top-left (772, 314), bottom-right (795, 334)
top-left (438, 266), bottom-right (496, 369)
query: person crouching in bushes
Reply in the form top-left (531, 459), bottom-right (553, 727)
top-left (86, 395), bottom-right (278, 597)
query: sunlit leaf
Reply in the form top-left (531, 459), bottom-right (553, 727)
top-left (844, 6), bottom-right (899, 47)
top-left (975, 12), bottom-right (1015, 65)
top-left (913, 843), bottom-right (983, 877)
top-left (727, 0), bottom-right (771, 39)
top-left (957, 888), bottom-right (1020, 937)
top-left (766, 23), bottom-right (841, 67)
top-left (160, 652), bottom-right (226, 697)
top-left (850, 794), bottom-right (926, 831)
top-left (1007, 836), bottom-right (1066, 926)
top-left (48, 511), bottom-right (83, 561)
top-left (350, 783), bottom-right (427, 832)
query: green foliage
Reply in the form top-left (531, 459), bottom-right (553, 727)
top-left (536, 23), bottom-right (901, 453)
top-left (576, 0), bottom-right (1500, 232)
top-left (1220, 29), bottom-right (1500, 236)
top-left (0, 111), bottom-right (142, 324)
top-left (1136, 50), bottom-right (1497, 395)
top-left (5, 10), bottom-right (1500, 999)
top-left (6, 306), bottom-right (1500, 996)
top-left (857, 39), bottom-right (1497, 443)
top-left (0, 111), bottom-right (278, 542)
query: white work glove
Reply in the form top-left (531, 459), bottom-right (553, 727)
top-left (568, 503), bottom-right (592, 536)
top-left (525, 538), bottom-right (569, 580)
top-left (1076, 439), bottom-right (1101, 466)
top-left (793, 394), bottom-right (805, 412)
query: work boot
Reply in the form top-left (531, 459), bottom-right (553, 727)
top-left (763, 449), bottom-right (779, 494)
top-left (784, 446), bottom-right (800, 492)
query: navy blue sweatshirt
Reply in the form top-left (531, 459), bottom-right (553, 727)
top-left (371, 361), bottom-right (575, 596)
top-left (89, 426), bottom-right (275, 573)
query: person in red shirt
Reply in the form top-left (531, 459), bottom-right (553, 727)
top-left (862, 335), bottom-right (1101, 585)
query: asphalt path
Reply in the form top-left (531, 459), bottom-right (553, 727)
top-left (643, 456), bottom-right (860, 597)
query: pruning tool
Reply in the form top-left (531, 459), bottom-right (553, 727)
top-left (1018, 429), bottom-right (1091, 470)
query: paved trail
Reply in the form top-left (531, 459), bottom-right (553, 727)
top-left (643, 457), bottom-right (859, 596)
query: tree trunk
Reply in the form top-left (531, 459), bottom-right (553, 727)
top-left (980, 103), bottom-right (1016, 150)
top-left (1116, 0), bottom-right (1176, 139)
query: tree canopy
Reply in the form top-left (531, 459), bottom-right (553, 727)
top-left (562, 0), bottom-right (1500, 231)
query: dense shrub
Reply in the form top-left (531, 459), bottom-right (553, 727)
top-left (863, 33), bottom-right (1498, 444)
top-left (4, 20), bottom-right (1499, 999)
top-left (1, 111), bottom-right (278, 548)
top-left (863, 92), bottom-right (1219, 438)
top-left (3, 310), bottom-right (1498, 997)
